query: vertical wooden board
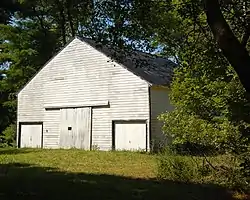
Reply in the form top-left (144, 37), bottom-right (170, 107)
top-left (128, 123), bottom-right (146, 150)
top-left (75, 107), bottom-right (91, 149)
top-left (59, 109), bottom-right (65, 148)
top-left (71, 108), bottom-right (77, 148)
top-left (20, 125), bottom-right (31, 148)
top-left (59, 108), bottom-right (75, 148)
top-left (30, 125), bottom-right (42, 148)
top-left (115, 123), bottom-right (126, 150)
top-left (59, 107), bottom-right (91, 149)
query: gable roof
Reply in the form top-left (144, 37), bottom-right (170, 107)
top-left (78, 37), bottom-right (176, 86)
top-left (17, 36), bottom-right (176, 95)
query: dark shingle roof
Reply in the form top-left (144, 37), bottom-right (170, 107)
top-left (79, 37), bottom-right (176, 86)
top-left (17, 37), bottom-right (176, 95)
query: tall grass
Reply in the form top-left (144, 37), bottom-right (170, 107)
top-left (157, 149), bottom-right (249, 191)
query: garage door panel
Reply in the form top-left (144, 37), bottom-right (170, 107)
top-left (114, 121), bottom-right (146, 151)
top-left (20, 124), bottom-right (42, 148)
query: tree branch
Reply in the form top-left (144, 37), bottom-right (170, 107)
top-left (204, 0), bottom-right (250, 93)
top-left (55, 0), bottom-right (67, 45)
top-left (66, 0), bottom-right (75, 37)
top-left (241, 29), bottom-right (250, 47)
top-left (32, 5), bottom-right (47, 37)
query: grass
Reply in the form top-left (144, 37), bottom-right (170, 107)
top-left (0, 148), bottom-right (245, 200)
top-left (0, 148), bottom-right (157, 178)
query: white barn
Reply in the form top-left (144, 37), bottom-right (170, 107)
top-left (17, 37), bottom-right (175, 151)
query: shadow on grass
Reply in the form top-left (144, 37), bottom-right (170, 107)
top-left (0, 163), bottom-right (236, 200)
top-left (0, 148), bottom-right (33, 155)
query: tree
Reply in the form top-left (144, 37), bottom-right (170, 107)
top-left (0, 16), bottom-right (59, 136)
top-left (0, 0), bottom-right (95, 141)
top-left (204, 0), bottom-right (250, 93)
top-left (0, 0), bottom-right (155, 144)
top-left (0, 0), bottom-right (21, 24)
top-left (131, 0), bottom-right (250, 92)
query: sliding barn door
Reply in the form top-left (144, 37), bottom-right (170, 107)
top-left (59, 107), bottom-right (91, 149)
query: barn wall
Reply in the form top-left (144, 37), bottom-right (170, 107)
top-left (18, 38), bottom-right (150, 150)
top-left (150, 86), bottom-right (174, 150)
top-left (43, 109), bottom-right (60, 148)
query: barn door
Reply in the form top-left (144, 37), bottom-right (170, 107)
top-left (59, 107), bottom-right (91, 149)
top-left (114, 121), bottom-right (147, 151)
top-left (20, 123), bottom-right (42, 148)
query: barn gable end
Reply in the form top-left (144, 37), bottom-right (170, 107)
top-left (17, 38), bottom-right (151, 150)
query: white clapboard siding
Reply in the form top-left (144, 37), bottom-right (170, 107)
top-left (150, 87), bottom-right (174, 148)
top-left (18, 38), bottom-right (150, 150)
top-left (43, 109), bottom-right (60, 148)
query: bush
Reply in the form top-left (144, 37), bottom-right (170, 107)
top-left (158, 109), bottom-right (247, 152)
top-left (157, 151), bottom-right (201, 182)
top-left (157, 149), bottom-right (249, 191)
top-left (0, 124), bottom-right (16, 147)
top-left (157, 148), bottom-right (204, 182)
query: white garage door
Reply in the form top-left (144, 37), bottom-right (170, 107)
top-left (114, 121), bottom-right (147, 151)
top-left (20, 124), bottom-right (42, 148)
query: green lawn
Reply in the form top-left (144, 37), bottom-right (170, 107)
top-left (0, 148), bottom-right (240, 200)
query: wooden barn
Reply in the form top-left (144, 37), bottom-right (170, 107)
top-left (17, 37), bottom-right (175, 151)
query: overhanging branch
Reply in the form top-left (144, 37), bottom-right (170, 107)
top-left (204, 0), bottom-right (250, 93)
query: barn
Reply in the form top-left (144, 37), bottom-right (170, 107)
top-left (17, 37), bottom-right (175, 151)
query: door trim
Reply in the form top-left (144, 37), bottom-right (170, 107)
top-left (89, 108), bottom-right (93, 150)
top-left (18, 122), bottom-right (43, 148)
top-left (112, 120), bottom-right (148, 151)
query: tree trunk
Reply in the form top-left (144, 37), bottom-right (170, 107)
top-left (204, 0), bottom-right (250, 93)
top-left (56, 0), bottom-right (67, 45)
top-left (66, 0), bottom-right (75, 37)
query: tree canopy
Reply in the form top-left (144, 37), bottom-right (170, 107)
top-left (0, 0), bottom-right (249, 148)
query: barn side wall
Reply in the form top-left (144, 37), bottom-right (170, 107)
top-left (17, 38), bottom-right (150, 150)
top-left (150, 86), bottom-right (174, 151)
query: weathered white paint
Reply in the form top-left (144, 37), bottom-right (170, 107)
top-left (44, 100), bottom-right (109, 109)
top-left (20, 124), bottom-right (42, 148)
top-left (115, 121), bottom-right (147, 151)
top-left (150, 86), bottom-right (174, 149)
top-left (59, 107), bottom-right (91, 149)
top-left (43, 109), bottom-right (60, 148)
top-left (17, 38), bottom-right (150, 150)
top-left (75, 107), bottom-right (92, 149)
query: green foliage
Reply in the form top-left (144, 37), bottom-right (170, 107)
top-left (157, 150), bottom-right (249, 191)
top-left (157, 150), bottom-right (200, 182)
top-left (0, 124), bottom-right (16, 147)
top-left (0, 17), bottom-right (59, 135)
top-left (159, 109), bottom-right (247, 152)
top-left (0, 0), bottom-right (159, 141)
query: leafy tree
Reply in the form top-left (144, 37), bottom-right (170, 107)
top-left (0, 15), bottom-right (59, 136)
top-left (133, 0), bottom-right (250, 188)
top-left (204, 0), bottom-right (250, 93)
top-left (0, 0), bottom-right (22, 24)
top-left (0, 0), bottom-right (156, 144)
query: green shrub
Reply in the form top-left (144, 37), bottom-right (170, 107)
top-left (158, 109), bottom-right (247, 152)
top-left (157, 150), bottom-right (201, 182)
top-left (157, 149), bottom-right (249, 191)
top-left (0, 124), bottom-right (16, 147)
